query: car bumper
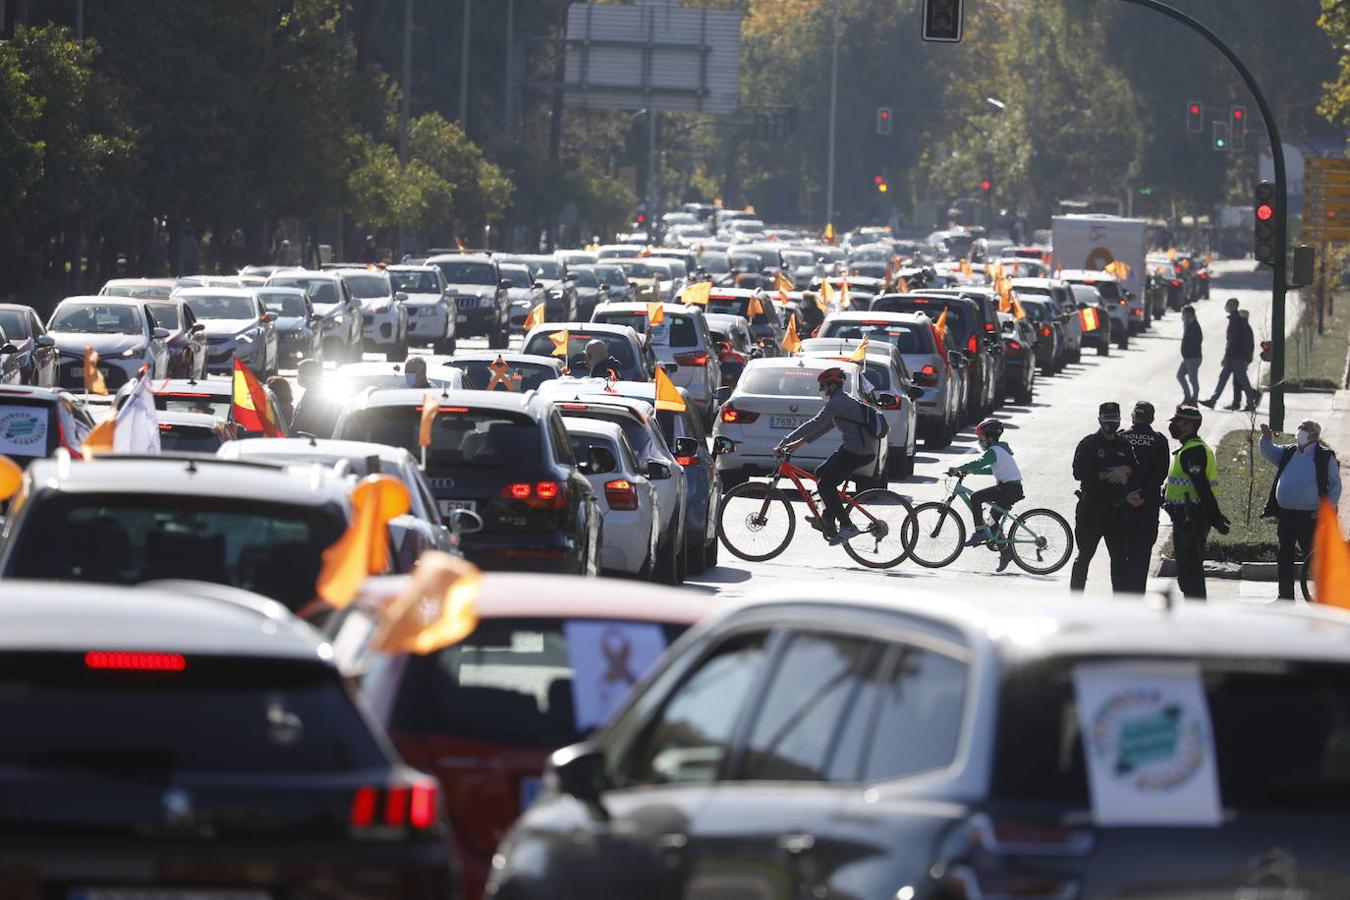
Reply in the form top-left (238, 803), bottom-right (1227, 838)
top-left (361, 308), bottom-right (404, 347)
top-left (278, 336), bottom-right (317, 365)
top-left (57, 357), bottom-right (139, 391)
top-left (912, 386), bottom-right (948, 422)
top-left (599, 507), bottom-right (651, 573)
top-left (667, 367), bottom-right (715, 408)
top-left (405, 304), bottom-right (450, 343)
top-left (461, 532), bottom-right (587, 573)
top-left (452, 302), bottom-right (500, 336)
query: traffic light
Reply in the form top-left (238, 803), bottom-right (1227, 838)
top-left (1230, 105), bottom-right (1247, 150)
top-left (921, 0), bottom-right (963, 42)
top-left (1254, 181), bottom-right (1277, 266)
top-left (979, 179), bottom-right (991, 192)
top-left (874, 174), bottom-right (888, 194)
top-left (1211, 121), bottom-right (1229, 152)
top-left (1186, 100), bottom-right (1203, 133)
top-left (877, 107), bottom-right (892, 136)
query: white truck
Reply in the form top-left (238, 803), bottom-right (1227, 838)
top-left (1052, 214), bottom-right (1149, 333)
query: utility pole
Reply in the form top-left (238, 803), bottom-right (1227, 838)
top-left (458, 0), bottom-right (471, 131)
top-left (504, 0), bottom-right (515, 143)
top-left (648, 109), bottom-right (659, 236)
top-left (398, 0), bottom-right (412, 258)
top-left (824, 0), bottom-right (840, 233)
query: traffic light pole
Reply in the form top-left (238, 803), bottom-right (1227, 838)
top-left (1114, 0), bottom-right (1288, 429)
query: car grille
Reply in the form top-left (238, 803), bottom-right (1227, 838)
top-left (454, 295), bottom-right (494, 310)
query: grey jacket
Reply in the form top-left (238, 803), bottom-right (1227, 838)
top-left (784, 390), bottom-right (878, 456)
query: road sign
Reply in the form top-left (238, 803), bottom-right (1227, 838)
top-left (1306, 157), bottom-right (1350, 171)
top-left (1306, 185), bottom-right (1350, 202)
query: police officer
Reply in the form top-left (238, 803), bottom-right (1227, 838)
top-left (1070, 402), bottom-right (1142, 592)
top-left (1163, 404), bottom-right (1229, 600)
top-left (1122, 400), bottom-right (1170, 593)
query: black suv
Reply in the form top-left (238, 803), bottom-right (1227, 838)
top-left (333, 388), bottom-right (602, 576)
top-left (871, 292), bottom-right (1002, 420)
top-left (425, 253), bottom-right (511, 348)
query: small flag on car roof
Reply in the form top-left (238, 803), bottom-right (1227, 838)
top-left (654, 367), bottom-right (687, 412)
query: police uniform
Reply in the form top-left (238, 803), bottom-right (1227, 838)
top-left (1070, 402), bottom-right (1140, 592)
top-left (1121, 401), bottom-right (1170, 593)
top-left (1163, 405), bottom-right (1226, 600)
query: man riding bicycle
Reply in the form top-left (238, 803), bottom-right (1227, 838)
top-left (777, 366), bottom-right (880, 545)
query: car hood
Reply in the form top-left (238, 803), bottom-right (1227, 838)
top-left (50, 332), bottom-right (145, 356)
top-left (199, 318), bottom-right (258, 338)
top-left (508, 288), bottom-right (542, 302)
top-left (401, 292), bottom-right (443, 305)
top-left (272, 316), bottom-right (308, 333)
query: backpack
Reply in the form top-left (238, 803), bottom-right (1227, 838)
top-left (850, 398), bottom-right (890, 443)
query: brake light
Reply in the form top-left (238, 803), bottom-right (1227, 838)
top-left (721, 350), bottom-right (746, 365)
top-left (1040, 325), bottom-right (1052, 337)
top-left (165, 392), bottom-right (212, 398)
top-left (385, 786), bottom-right (409, 827)
top-left (604, 478), bottom-right (639, 510)
top-left (966, 334), bottom-right (978, 354)
top-left (350, 777), bottom-right (439, 835)
top-left (1132, 308), bottom-right (1143, 317)
top-left (915, 364), bottom-right (938, 387)
top-left (414, 405), bottom-right (468, 413)
top-left (84, 651), bottom-right (186, 671)
top-left (506, 482), bottom-right (531, 500)
top-left (721, 403), bottom-right (760, 424)
top-left (349, 786), bottom-right (378, 828)
top-left (1008, 340), bottom-right (1023, 351)
top-left (674, 350), bottom-right (709, 367)
top-left (984, 321), bottom-right (996, 332)
top-left (535, 481), bottom-right (560, 501)
top-left (1199, 272), bottom-right (1209, 279)
top-left (409, 780), bottom-right (437, 828)
top-left (560, 402), bottom-right (591, 410)
top-left (500, 481), bottom-right (567, 509)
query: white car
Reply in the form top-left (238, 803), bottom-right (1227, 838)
top-left (712, 356), bottom-right (889, 489)
top-left (387, 264), bottom-right (455, 353)
top-left (798, 339), bottom-right (920, 479)
top-left (561, 417), bottom-right (661, 578)
top-left (335, 268), bottom-right (409, 361)
top-left (320, 361), bottom-right (467, 405)
top-left (589, 302), bottom-right (721, 421)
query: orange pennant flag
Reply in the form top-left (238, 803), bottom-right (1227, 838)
top-left (897, 276), bottom-right (910, 294)
top-left (681, 281), bottom-right (711, 306)
top-left (523, 302), bottom-right (546, 331)
top-left (0, 454), bottom-right (19, 500)
top-left (822, 222), bottom-right (836, 244)
top-left (1013, 299), bottom-right (1028, 320)
top-left (654, 365), bottom-right (687, 412)
top-left (371, 551), bottom-right (481, 655)
top-left (1314, 498), bottom-right (1350, 609)
top-left (647, 303), bottom-right (665, 326)
top-left (419, 393), bottom-right (439, 447)
top-left (933, 308), bottom-right (949, 342)
top-left (746, 295), bottom-right (765, 319)
top-left (777, 288), bottom-right (792, 308)
top-left (959, 259), bottom-right (973, 279)
top-left (782, 315), bottom-right (802, 354)
top-left (840, 281), bottom-right (851, 309)
top-left (314, 474), bottom-right (412, 609)
top-left (773, 271), bottom-right (795, 293)
top-left (549, 329), bottom-right (569, 358)
top-left (850, 335), bottom-right (870, 362)
top-left (82, 347), bottom-right (107, 396)
top-left (81, 417), bottom-right (116, 458)
top-left (819, 280), bottom-right (836, 311)
top-left (232, 358), bottom-right (282, 437)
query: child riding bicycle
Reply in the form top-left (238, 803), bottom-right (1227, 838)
top-left (947, 417), bottom-right (1023, 570)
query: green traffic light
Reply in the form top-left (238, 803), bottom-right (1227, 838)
top-left (1139, 187), bottom-right (1153, 196)
top-left (1215, 138), bottom-right (1227, 149)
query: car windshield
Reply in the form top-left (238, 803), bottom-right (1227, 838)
top-left (569, 269), bottom-right (598, 288)
top-left (616, 261), bottom-right (654, 279)
top-left (342, 274), bottom-right (390, 299)
top-left (435, 262), bottom-right (497, 285)
top-left (528, 259), bottom-right (563, 280)
top-left (388, 269), bottom-right (440, 293)
top-left (0, 654), bottom-right (385, 774)
top-left (522, 333), bottom-right (638, 370)
top-left (0, 310), bottom-right (29, 340)
top-left (592, 312), bottom-right (698, 348)
top-left (818, 321), bottom-right (929, 354)
top-left (499, 265), bottom-right (531, 287)
top-left (187, 294), bottom-right (256, 320)
top-left (739, 366), bottom-right (854, 397)
top-left (157, 424), bottom-right (223, 453)
top-left (593, 266), bottom-right (629, 288)
top-left (145, 302), bottom-right (181, 331)
top-left (6, 493), bottom-right (347, 609)
top-left (340, 407), bottom-right (541, 471)
top-left (104, 283), bottom-right (174, 299)
top-left (1071, 278), bottom-right (1121, 301)
top-left (457, 359), bottom-right (558, 392)
top-left (50, 304), bottom-right (143, 335)
top-left (269, 276), bottom-right (339, 305)
top-left (259, 291), bottom-right (307, 317)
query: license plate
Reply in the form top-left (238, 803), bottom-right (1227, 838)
top-left (520, 775), bottom-right (543, 811)
top-left (438, 499), bottom-right (477, 516)
top-left (770, 415), bottom-right (804, 429)
top-left (456, 314), bottom-right (468, 322)
top-left (72, 892), bottom-right (271, 900)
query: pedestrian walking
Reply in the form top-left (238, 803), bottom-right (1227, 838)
top-left (1177, 305), bottom-right (1202, 404)
top-left (1163, 405), bottom-right (1229, 600)
top-left (1070, 402), bottom-right (1143, 593)
top-left (1259, 419), bottom-right (1341, 600)
top-left (1122, 400), bottom-right (1170, 592)
top-left (1200, 298), bottom-right (1260, 412)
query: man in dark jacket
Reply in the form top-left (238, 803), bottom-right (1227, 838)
top-left (1122, 401), bottom-right (1170, 593)
top-left (1070, 402), bottom-right (1145, 593)
top-left (1259, 419), bottom-right (1342, 599)
top-left (1200, 298), bottom-right (1259, 412)
top-left (1176, 305), bottom-right (1202, 404)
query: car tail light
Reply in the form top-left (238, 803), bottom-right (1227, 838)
top-left (85, 651), bottom-right (187, 671)
top-left (721, 350), bottom-right (746, 366)
top-left (915, 364), bottom-right (938, 387)
top-left (674, 350), bottom-right (709, 367)
top-left (605, 478), bottom-right (639, 510)
top-left (721, 403), bottom-right (760, 424)
top-left (416, 404), bottom-right (468, 413)
top-left (966, 334), bottom-right (978, 354)
top-left (984, 321), bottom-right (996, 332)
top-left (1199, 271), bottom-right (1209, 279)
top-left (1170, 279), bottom-right (1181, 287)
top-left (968, 813), bottom-right (1095, 855)
top-left (675, 454), bottom-right (697, 466)
top-left (560, 402), bottom-right (591, 410)
top-left (500, 481), bottom-right (568, 509)
top-left (1131, 308), bottom-right (1143, 317)
top-left (350, 777), bottom-right (440, 836)
top-left (1040, 325), bottom-right (1052, 338)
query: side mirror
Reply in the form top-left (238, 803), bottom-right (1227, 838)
top-left (445, 508), bottom-right (484, 535)
top-left (261, 313), bottom-right (276, 324)
top-left (647, 461), bottom-right (673, 480)
top-left (661, 362), bottom-right (679, 375)
top-left (906, 385), bottom-right (924, 401)
top-left (547, 742), bottom-right (608, 813)
top-left (395, 291), bottom-right (408, 302)
top-left (949, 351), bottom-right (968, 367)
top-left (674, 437), bottom-right (700, 460)
top-left (712, 435), bottom-right (735, 456)
top-left (876, 392), bottom-right (900, 410)
top-left (190, 322), bottom-right (206, 334)
top-left (36, 334), bottom-right (55, 348)
top-left (715, 340), bottom-right (732, 357)
top-left (586, 445), bottom-right (617, 475)
top-left (749, 347), bottom-right (764, 359)
top-left (152, 327), bottom-right (170, 339)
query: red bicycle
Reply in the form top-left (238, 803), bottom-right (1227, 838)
top-left (716, 446), bottom-right (917, 568)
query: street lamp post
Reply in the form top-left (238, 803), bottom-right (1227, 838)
top-left (824, 0), bottom-right (839, 236)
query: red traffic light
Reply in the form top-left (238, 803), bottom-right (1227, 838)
top-left (636, 213), bottom-right (646, 224)
top-left (879, 109), bottom-right (891, 121)
top-left (1232, 108), bottom-right (1244, 120)
top-left (874, 175), bottom-right (884, 185)
top-left (979, 180), bottom-right (991, 191)
top-left (1256, 203), bottom-right (1274, 222)
top-left (1189, 103), bottom-right (1201, 115)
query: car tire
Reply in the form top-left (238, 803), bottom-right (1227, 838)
top-left (488, 321), bottom-right (508, 349)
top-left (1070, 348), bottom-right (1082, 364)
top-left (687, 532), bottom-right (707, 576)
top-left (434, 335), bottom-right (456, 356)
top-left (926, 426), bottom-right (952, 450)
top-left (703, 532), bottom-right (719, 569)
top-left (887, 449), bottom-right (908, 480)
top-left (1097, 340), bottom-right (1109, 357)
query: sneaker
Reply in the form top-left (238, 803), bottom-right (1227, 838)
top-left (805, 516), bottom-right (825, 533)
top-left (1250, 390), bottom-right (1262, 409)
top-left (1199, 398), bottom-right (1216, 409)
top-left (996, 546), bottom-right (1015, 572)
top-left (826, 522), bottom-right (861, 545)
top-left (965, 526), bottom-right (992, 547)
top-left (1223, 403), bottom-right (1242, 411)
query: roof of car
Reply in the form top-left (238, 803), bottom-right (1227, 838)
top-left (523, 321), bottom-right (642, 339)
top-left (101, 278), bottom-right (177, 287)
top-left (425, 253), bottom-right (495, 265)
top-left (385, 264), bottom-right (438, 272)
top-left (173, 286), bottom-right (257, 299)
top-left (23, 454), bottom-right (351, 505)
top-left (0, 384), bottom-right (76, 403)
top-left (223, 437), bottom-right (415, 466)
top-left (1058, 269), bottom-right (1119, 281)
top-left (744, 356), bottom-right (859, 372)
top-left (447, 351), bottom-right (562, 369)
top-left (267, 269), bottom-right (341, 281)
top-left (56, 295), bottom-right (143, 307)
top-left (0, 580), bottom-right (329, 659)
top-left (345, 387), bottom-right (540, 415)
top-left (1009, 277), bottom-right (1066, 288)
top-left (560, 416), bottom-right (625, 443)
top-left (825, 310), bottom-right (932, 324)
top-left (536, 385), bottom-right (655, 420)
top-left (736, 585), bottom-right (1350, 665)
top-left (703, 312), bottom-right (750, 328)
top-left (592, 302), bottom-right (701, 315)
top-left (148, 377), bottom-right (234, 396)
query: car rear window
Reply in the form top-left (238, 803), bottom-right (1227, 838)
top-left (457, 359), bottom-right (558, 392)
top-left (994, 658), bottom-right (1350, 813)
top-left (6, 493), bottom-right (346, 609)
top-left (1016, 299), bottom-right (1055, 324)
top-left (0, 401), bottom-right (58, 460)
top-left (1071, 279), bottom-right (1121, 301)
top-left (739, 366), bottom-right (854, 397)
top-left (870, 299), bottom-right (974, 344)
top-left (157, 424), bottom-right (223, 453)
top-left (339, 406), bottom-right (542, 472)
top-left (556, 407), bottom-right (654, 459)
top-left (156, 392), bottom-right (231, 418)
top-left (522, 332), bottom-right (638, 370)
top-left (388, 618), bottom-right (688, 746)
top-left (269, 276), bottom-right (339, 304)
top-left (706, 297), bottom-right (779, 326)
top-left (592, 312), bottom-right (698, 348)
top-left (0, 654), bottom-right (385, 774)
top-left (818, 321), bottom-right (929, 355)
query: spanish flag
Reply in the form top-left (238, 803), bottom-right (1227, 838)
top-left (822, 222), bottom-right (836, 245)
top-left (782, 316), bottom-right (802, 354)
top-left (654, 366), bottom-right (687, 412)
top-left (232, 358), bottom-right (282, 437)
top-left (1079, 306), bottom-right (1101, 332)
top-left (523, 302), bottom-right (546, 331)
top-left (314, 474), bottom-right (413, 609)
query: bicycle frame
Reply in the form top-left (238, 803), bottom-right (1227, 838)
top-left (758, 455), bottom-right (883, 526)
top-left (936, 475), bottom-right (1031, 546)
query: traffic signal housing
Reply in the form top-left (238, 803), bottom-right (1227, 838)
top-left (1254, 181), bottom-right (1277, 266)
top-left (921, 0), bottom-right (963, 42)
top-left (1211, 121), bottom-right (1229, 152)
top-left (979, 179), bottom-right (991, 192)
top-left (1186, 101), bottom-right (1203, 133)
top-left (877, 107), bottom-right (892, 136)
top-left (1230, 106), bottom-right (1247, 150)
top-left (874, 175), bottom-right (888, 193)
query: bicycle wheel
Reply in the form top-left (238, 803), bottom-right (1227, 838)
top-left (718, 481), bottom-right (797, 562)
top-left (1005, 507), bottom-right (1074, 575)
top-left (908, 502), bottom-right (966, 568)
top-left (841, 489), bottom-right (917, 569)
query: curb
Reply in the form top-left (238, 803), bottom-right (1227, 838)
top-left (1155, 558), bottom-right (1296, 582)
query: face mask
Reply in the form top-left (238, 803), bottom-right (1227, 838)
top-left (1100, 420), bottom-right (1119, 436)
top-left (1297, 429), bottom-right (1313, 447)
top-left (1169, 422), bottom-right (1186, 439)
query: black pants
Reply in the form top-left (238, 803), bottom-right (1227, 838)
top-left (971, 481), bottom-right (1025, 529)
top-left (815, 448), bottom-right (875, 530)
top-left (1277, 508), bottom-right (1317, 599)
top-left (1070, 500), bottom-right (1131, 592)
top-left (1125, 502), bottom-right (1161, 594)
top-left (1169, 506), bottom-right (1211, 600)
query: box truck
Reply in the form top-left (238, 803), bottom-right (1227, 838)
top-left (1052, 214), bottom-right (1149, 333)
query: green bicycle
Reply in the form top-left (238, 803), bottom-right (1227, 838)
top-left (908, 472), bottom-right (1074, 574)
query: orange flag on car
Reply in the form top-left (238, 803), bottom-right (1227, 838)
top-left (1314, 499), bottom-right (1350, 610)
top-left (82, 347), bottom-right (107, 395)
top-left (372, 551), bottom-right (482, 655)
top-left (456, 237), bottom-right (468, 254)
top-left (647, 303), bottom-right (665, 326)
top-left (850, 336), bottom-right (870, 362)
top-left (314, 475), bottom-right (412, 609)
top-left (681, 281), bottom-right (711, 306)
top-left (840, 281), bottom-right (852, 309)
top-left (933, 308), bottom-right (949, 342)
top-left (782, 316), bottom-right (802, 354)
top-left (822, 222), bottom-right (836, 244)
top-left (81, 418), bottom-right (116, 458)
top-left (773, 271), bottom-right (795, 293)
top-left (819, 280), bottom-right (836, 311)
top-left (746, 294), bottom-right (765, 319)
top-left (959, 259), bottom-right (973, 279)
top-left (232, 359), bottom-right (282, 437)
top-left (0, 455), bottom-right (19, 501)
top-left (1012, 299), bottom-right (1028, 320)
top-left (485, 357), bottom-right (516, 392)
top-left (523, 302), bottom-right (546, 331)
top-left (654, 366), bottom-right (687, 412)
top-left (548, 329), bottom-right (569, 358)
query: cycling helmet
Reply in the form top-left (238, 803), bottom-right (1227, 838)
top-left (816, 367), bottom-right (846, 388)
top-left (974, 417), bottom-right (1004, 442)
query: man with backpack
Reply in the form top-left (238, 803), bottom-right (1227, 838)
top-left (778, 366), bottom-right (886, 545)
top-left (1259, 419), bottom-right (1342, 600)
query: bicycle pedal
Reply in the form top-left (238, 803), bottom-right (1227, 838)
top-left (805, 516), bottom-right (825, 533)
